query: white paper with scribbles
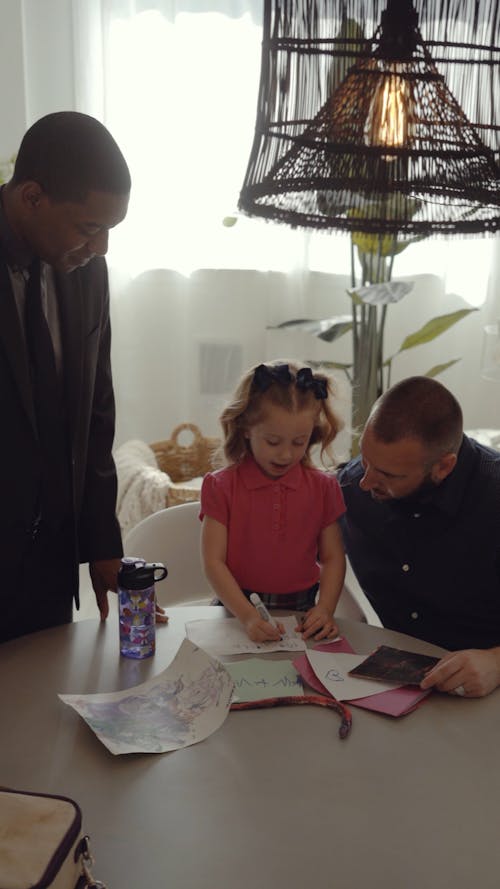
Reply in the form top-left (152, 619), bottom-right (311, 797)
top-left (185, 615), bottom-right (306, 656)
top-left (306, 650), bottom-right (403, 700)
top-left (59, 639), bottom-right (234, 755)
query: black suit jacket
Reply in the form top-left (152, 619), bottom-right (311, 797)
top-left (0, 251), bottom-right (123, 601)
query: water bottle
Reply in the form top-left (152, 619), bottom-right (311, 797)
top-left (117, 557), bottom-right (168, 659)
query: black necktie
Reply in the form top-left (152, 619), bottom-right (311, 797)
top-left (24, 259), bottom-right (70, 524)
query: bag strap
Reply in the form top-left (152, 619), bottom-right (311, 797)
top-left (76, 835), bottom-right (108, 888)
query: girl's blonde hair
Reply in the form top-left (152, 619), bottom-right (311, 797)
top-left (219, 360), bottom-right (343, 468)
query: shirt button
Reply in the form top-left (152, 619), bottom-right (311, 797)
top-left (411, 611), bottom-right (419, 620)
top-left (413, 513), bottom-right (421, 519)
top-left (402, 563), bottom-right (410, 572)
top-left (273, 504), bottom-right (279, 510)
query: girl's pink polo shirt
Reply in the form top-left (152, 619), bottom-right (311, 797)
top-left (200, 456), bottom-right (345, 595)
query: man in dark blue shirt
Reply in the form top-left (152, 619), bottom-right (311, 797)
top-left (338, 376), bottom-right (500, 698)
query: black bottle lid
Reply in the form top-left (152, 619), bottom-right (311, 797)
top-left (118, 557), bottom-right (168, 590)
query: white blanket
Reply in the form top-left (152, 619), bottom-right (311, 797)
top-left (114, 439), bottom-right (170, 537)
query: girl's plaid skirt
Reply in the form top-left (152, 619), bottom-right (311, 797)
top-left (241, 583), bottom-right (319, 612)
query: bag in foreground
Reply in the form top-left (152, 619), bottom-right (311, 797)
top-left (0, 788), bottom-right (106, 889)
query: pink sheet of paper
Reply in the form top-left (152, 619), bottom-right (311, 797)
top-left (293, 637), bottom-right (430, 717)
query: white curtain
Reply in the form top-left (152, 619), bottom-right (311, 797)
top-left (72, 0), bottom-right (321, 277)
top-left (69, 0), bottom-right (500, 447)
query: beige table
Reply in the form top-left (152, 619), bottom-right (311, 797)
top-left (1, 607), bottom-right (499, 889)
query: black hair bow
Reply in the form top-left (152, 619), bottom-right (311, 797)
top-left (253, 363), bottom-right (293, 391)
top-left (296, 367), bottom-right (328, 400)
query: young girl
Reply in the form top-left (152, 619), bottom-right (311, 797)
top-left (200, 360), bottom-right (346, 643)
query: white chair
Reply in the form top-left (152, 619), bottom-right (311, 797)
top-left (337, 558), bottom-right (382, 626)
top-left (123, 501), bottom-right (212, 606)
top-left (123, 501), bottom-right (381, 622)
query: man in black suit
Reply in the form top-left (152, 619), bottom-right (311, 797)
top-left (0, 111), bottom-right (130, 642)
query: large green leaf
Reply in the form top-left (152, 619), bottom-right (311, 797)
top-left (424, 359), bottom-right (460, 378)
top-left (397, 309), bottom-right (476, 353)
top-left (353, 231), bottom-right (412, 258)
top-left (307, 359), bottom-right (353, 372)
top-left (268, 316), bottom-right (353, 342)
top-left (269, 318), bottom-right (316, 329)
top-left (317, 320), bottom-right (353, 343)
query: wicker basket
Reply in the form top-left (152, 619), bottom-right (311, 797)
top-left (150, 423), bottom-right (221, 506)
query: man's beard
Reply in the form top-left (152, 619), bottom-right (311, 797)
top-left (387, 472), bottom-right (439, 508)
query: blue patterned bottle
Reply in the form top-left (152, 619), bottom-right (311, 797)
top-left (118, 557), bottom-right (168, 658)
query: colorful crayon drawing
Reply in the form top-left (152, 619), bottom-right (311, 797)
top-left (59, 639), bottom-right (234, 755)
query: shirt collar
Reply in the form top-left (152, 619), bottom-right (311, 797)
top-left (238, 454), bottom-right (303, 490)
top-left (426, 435), bottom-right (475, 516)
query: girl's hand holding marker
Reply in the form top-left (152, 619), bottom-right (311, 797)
top-left (249, 593), bottom-right (285, 641)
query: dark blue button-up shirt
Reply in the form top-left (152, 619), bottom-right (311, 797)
top-left (338, 436), bottom-right (500, 650)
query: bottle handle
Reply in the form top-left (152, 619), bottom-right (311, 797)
top-left (151, 563), bottom-right (168, 582)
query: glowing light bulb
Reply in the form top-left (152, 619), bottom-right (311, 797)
top-left (364, 71), bottom-right (412, 153)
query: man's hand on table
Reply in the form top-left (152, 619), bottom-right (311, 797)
top-left (89, 558), bottom-right (168, 623)
top-left (420, 647), bottom-right (500, 698)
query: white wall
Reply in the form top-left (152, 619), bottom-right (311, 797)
top-left (23, 0), bottom-right (75, 120)
top-left (0, 1), bottom-right (28, 155)
top-left (0, 0), bottom-right (75, 148)
top-left (110, 265), bottom-right (500, 454)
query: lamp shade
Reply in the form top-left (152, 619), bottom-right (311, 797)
top-left (238, 0), bottom-right (500, 235)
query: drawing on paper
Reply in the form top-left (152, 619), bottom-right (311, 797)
top-left (306, 650), bottom-right (406, 701)
top-left (59, 639), bottom-right (234, 755)
top-left (325, 668), bottom-right (344, 682)
top-left (185, 615), bottom-right (306, 657)
top-left (225, 658), bottom-right (304, 703)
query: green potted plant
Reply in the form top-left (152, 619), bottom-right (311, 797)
top-left (269, 223), bottom-right (475, 453)
top-left (0, 155), bottom-right (15, 185)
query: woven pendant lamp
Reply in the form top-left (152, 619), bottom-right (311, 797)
top-left (239, 0), bottom-right (500, 236)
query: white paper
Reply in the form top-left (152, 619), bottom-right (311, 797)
top-left (59, 639), bottom-right (234, 755)
top-left (306, 650), bottom-right (404, 700)
top-left (185, 615), bottom-right (306, 656)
